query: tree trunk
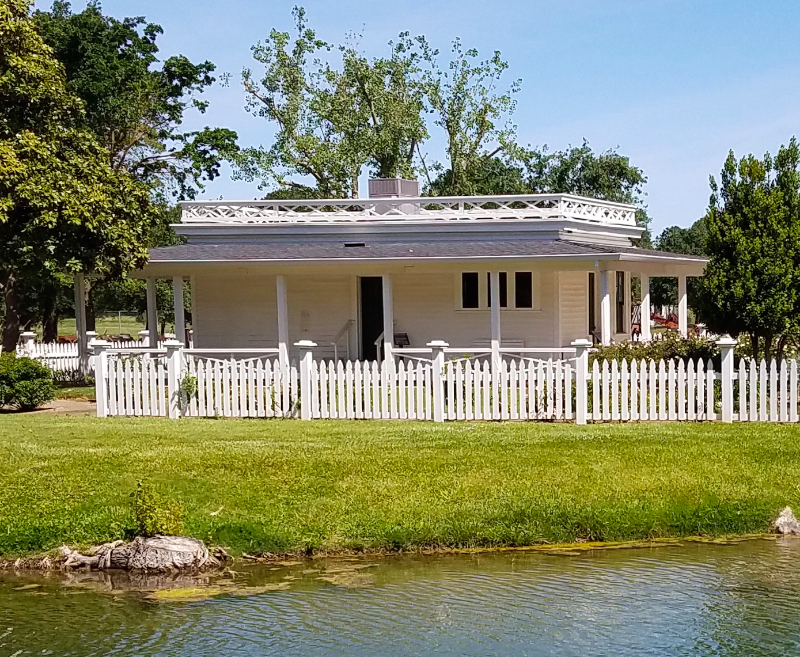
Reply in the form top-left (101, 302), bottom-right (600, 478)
top-left (764, 332), bottom-right (774, 363)
top-left (749, 333), bottom-right (759, 362)
top-left (777, 334), bottom-right (788, 362)
top-left (60, 535), bottom-right (220, 572)
top-left (42, 292), bottom-right (59, 343)
top-left (1, 270), bottom-right (21, 353)
top-left (85, 283), bottom-right (96, 332)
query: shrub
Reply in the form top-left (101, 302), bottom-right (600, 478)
top-left (590, 333), bottom-right (719, 366)
top-left (132, 481), bottom-right (183, 537)
top-left (0, 353), bottom-right (56, 411)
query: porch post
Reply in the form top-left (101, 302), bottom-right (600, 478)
top-left (146, 278), bottom-right (158, 348)
top-left (640, 274), bottom-right (651, 342)
top-left (678, 275), bottom-right (688, 338)
top-left (382, 274), bottom-right (394, 362)
top-left (172, 276), bottom-right (185, 345)
top-left (599, 270), bottom-right (612, 346)
top-left (276, 275), bottom-right (289, 368)
top-left (489, 271), bottom-right (501, 369)
top-left (73, 274), bottom-right (88, 374)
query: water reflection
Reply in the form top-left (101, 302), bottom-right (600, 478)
top-left (2, 538), bottom-right (800, 656)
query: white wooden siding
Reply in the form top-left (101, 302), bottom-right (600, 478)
top-left (393, 272), bottom-right (557, 349)
top-left (193, 273), bottom-right (277, 348)
top-left (559, 271), bottom-right (588, 346)
top-left (194, 268), bottom-right (573, 355)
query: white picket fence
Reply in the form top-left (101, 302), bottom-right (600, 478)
top-left (300, 358), bottom-right (573, 421)
top-left (17, 338), bottom-right (165, 374)
top-left (90, 336), bottom-right (800, 424)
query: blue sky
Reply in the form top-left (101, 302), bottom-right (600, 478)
top-left (36, 0), bottom-right (800, 234)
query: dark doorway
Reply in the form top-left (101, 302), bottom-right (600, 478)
top-left (360, 277), bottom-right (384, 361)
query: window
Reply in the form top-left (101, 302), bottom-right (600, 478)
top-left (588, 272), bottom-right (596, 333)
top-left (615, 271), bottom-right (626, 333)
top-left (461, 272), bottom-right (479, 308)
top-left (514, 272), bottom-right (533, 308)
top-left (487, 272), bottom-right (508, 308)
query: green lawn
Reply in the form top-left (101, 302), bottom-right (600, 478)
top-left (56, 315), bottom-right (146, 339)
top-left (54, 385), bottom-right (95, 401)
top-left (0, 415), bottom-right (798, 558)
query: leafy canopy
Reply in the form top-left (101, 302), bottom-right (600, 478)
top-left (33, 0), bottom-right (239, 200)
top-left (0, 0), bottom-right (157, 349)
top-left (697, 139), bottom-right (800, 360)
top-left (238, 8), bottom-right (427, 198)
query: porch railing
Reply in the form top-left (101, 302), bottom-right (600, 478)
top-left (179, 194), bottom-right (637, 227)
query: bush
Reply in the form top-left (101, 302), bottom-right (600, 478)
top-left (0, 353), bottom-right (56, 411)
top-left (591, 333), bottom-right (719, 366)
top-left (132, 481), bottom-right (183, 537)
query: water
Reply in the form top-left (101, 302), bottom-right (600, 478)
top-left (2, 538), bottom-right (800, 656)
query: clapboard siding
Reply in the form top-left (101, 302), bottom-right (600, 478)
top-left (194, 268), bottom-right (571, 355)
top-left (287, 274), bottom-right (353, 360)
top-left (193, 273), bottom-right (278, 348)
top-left (559, 271), bottom-right (588, 345)
top-left (393, 271), bottom-right (558, 349)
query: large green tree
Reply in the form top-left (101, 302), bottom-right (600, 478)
top-left (25, 1), bottom-right (237, 337)
top-left (0, 0), bottom-right (156, 351)
top-left (697, 140), bottom-right (800, 360)
top-left (33, 1), bottom-right (238, 200)
top-left (418, 38), bottom-right (520, 195)
top-left (238, 8), bottom-right (427, 197)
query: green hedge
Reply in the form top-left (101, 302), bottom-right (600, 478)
top-left (590, 333), bottom-right (719, 366)
top-left (0, 353), bottom-right (56, 411)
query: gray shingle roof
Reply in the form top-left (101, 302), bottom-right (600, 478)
top-left (148, 239), bottom-right (707, 263)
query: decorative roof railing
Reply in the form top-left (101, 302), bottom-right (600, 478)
top-left (180, 194), bottom-right (638, 227)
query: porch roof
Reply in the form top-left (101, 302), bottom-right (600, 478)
top-left (144, 239), bottom-right (707, 270)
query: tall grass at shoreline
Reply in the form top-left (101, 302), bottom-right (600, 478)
top-left (0, 415), bottom-right (797, 557)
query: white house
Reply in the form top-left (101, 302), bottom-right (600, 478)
top-left (92, 179), bottom-right (706, 367)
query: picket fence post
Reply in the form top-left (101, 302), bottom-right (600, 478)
top-left (91, 339), bottom-right (111, 417)
top-left (164, 339), bottom-right (184, 419)
top-left (428, 340), bottom-right (449, 422)
top-left (717, 335), bottom-right (737, 423)
top-left (19, 331), bottom-right (36, 354)
top-left (572, 338), bottom-right (592, 425)
top-left (295, 340), bottom-right (317, 420)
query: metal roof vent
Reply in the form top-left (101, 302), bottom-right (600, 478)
top-left (368, 178), bottom-right (419, 199)
top-left (368, 178), bottom-right (420, 217)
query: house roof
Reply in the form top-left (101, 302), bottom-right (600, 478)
top-left (146, 239), bottom-right (707, 265)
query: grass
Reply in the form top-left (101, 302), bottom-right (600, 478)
top-left (55, 315), bottom-right (145, 338)
top-left (1, 415), bottom-right (799, 558)
top-left (54, 385), bottom-right (95, 401)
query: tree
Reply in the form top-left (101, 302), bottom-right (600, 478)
top-left (697, 140), bottom-right (800, 361)
top-left (419, 38), bottom-right (520, 195)
top-left (518, 141), bottom-right (652, 243)
top-left (33, 1), bottom-right (238, 201)
top-left (0, 0), bottom-right (156, 351)
top-left (237, 8), bottom-right (427, 197)
top-left (649, 219), bottom-right (707, 310)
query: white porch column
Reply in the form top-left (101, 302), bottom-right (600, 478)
top-left (489, 271), bottom-right (501, 369)
top-left (640, 274), bottom-right (651, 342)
top-left (146, 277), bottom-right (158, 348)
top-left (73, 274), bottom-right (88, 373)
top-left (599, 270), bottom-right (612, 346)
top-left (172, 276), bottom-right (185, 345)
top-left (678, 275), bottom-right (688, 338)
top-left (382, 274), bottom-right (394, 362)
top-left (276, 275), bottom-right (289, 367)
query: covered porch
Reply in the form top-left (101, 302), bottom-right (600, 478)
top-left (127, 246), bottom-right (706, 367)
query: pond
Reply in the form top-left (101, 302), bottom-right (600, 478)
top-left (2, 538), bottom-right (800, 656)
